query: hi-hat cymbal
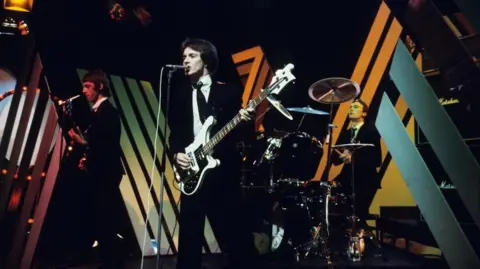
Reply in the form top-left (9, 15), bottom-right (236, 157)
top-left (308, 77), bottom-right (361, 104)
top-left (287, 106), bottom-right (329, 115)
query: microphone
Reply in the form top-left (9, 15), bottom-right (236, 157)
top-left (165, 64), bottom-right (186, 69)
top-left (58, 94), bottom-right (81, 106)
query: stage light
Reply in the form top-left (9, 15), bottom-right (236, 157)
top-left (3, 0), bottom-right (34, 12)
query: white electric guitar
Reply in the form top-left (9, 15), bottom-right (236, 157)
top-left (174, 63), bottom-right (296, 195)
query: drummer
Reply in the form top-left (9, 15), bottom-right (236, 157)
top-left (331, 98), bottom-right (382, 229)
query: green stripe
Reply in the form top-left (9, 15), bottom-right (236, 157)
top-left (125, 78), bottom-right (179, 239)
top-left (140, 81), bottom-right (171, 140)
top-left (390, 40), bottom-right (480, 229)
top-left (376, 93), bottom-right (479, 269)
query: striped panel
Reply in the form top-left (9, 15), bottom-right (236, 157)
top-left (312, 1), bottom-right (400, 181)
top-left (76, 69), bottom-right (219, 256)
top-left (376, 92), bottom-right (480, 269)
top-left (231, 46), bottom-right (274, 131)
top-left (0, 54), bottom-right (67, 269)
top-left (390, 38), bottom-right (480, 231)
top-left (21, 125), bottom-right (65, 269)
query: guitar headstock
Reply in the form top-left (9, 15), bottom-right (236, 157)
top-left (269, 63), bottom-right (295, 95)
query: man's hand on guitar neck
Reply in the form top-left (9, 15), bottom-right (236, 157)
top-left (175, 153), bottom-right (192, 170)
top-left (239, 108), bottom-right (255, 121)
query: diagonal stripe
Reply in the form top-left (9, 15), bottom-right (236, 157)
top-left (311, 2), bottom-right (395, 181)
top-left (390, 39), bottom-right (480, 230)
top-left (140, 81), bottom-right (171, 141)
top-left (21, 125), bottom-right (65, 269)
top-left (125, 78), bottom-right (180, 251)
top-left (237, 62), bottom-right (254, 77)
top-left (376, 93), bottom-right (480, 269)
top-left (108, 75), bottom-right (162, 246)
top-left (443, 16), bottom-right (462, 37)
top-left (137, 81), bottom-right (213, 254)
top-left (232, 46), bottom-right (264, 107)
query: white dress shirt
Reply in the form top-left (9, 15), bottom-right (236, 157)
top-left (192, 75), bottom-right (212, 137)
top-left (92, 97), bottom-right (108, 112)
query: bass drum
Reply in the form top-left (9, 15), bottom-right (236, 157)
top-left (275, 132), bottom-right (323, 181)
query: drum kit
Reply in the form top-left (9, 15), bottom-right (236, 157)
top-left (240, 77), bottom-right (382, 266)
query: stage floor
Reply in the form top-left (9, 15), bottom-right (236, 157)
top-left (54, 246), bottom-right (447, 269)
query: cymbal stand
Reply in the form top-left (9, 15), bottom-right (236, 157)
top-left (347, 145), bottom-right (385, 261)
top-left (296, 107), bottom-right (308, 131)
top-left (311, 89), bottom-right (337, 268)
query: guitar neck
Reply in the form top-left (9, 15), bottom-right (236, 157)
top-left (202, 85), bottom-right (273, 154)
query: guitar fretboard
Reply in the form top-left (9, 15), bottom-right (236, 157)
top-left (201, 78), bottom-right (284, 154)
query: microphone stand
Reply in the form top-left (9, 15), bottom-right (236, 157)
top-left (156, 68), bottom-right (174, 266)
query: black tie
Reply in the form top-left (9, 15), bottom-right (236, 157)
top-left (195, 81), bottom-right (208, 123)
top-left (351, 127), bottom-right (356, 143)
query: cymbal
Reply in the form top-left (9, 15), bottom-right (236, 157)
top-left (332, 143), bottom-right (374, 150)
top-left (308, 77), bottom-right (361, 104)
top-left (287, 106), bottom-right (329, 115)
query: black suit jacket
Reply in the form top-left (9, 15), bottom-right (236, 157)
top-left (84, 100), bottom-right (124, 188)
top-left (332, 121), bottom-right (382, 189)
top-left (168, 79), bottom-right (255, 177)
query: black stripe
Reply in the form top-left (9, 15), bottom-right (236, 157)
top-left (120, 152), bottom-right (156, 240)
top-left (377, 100), bottom-right (413, 181)
top-left (16, 85), bottom-right (49, 187)
top-left (109, 80), bottom-right (171, 249)
top-left (360, 14), bottom-right (395, 90)
top-left (120, 77), bottom-right (180, 252)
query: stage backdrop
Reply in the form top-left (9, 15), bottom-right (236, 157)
top-left (72, 0), bottom-right (480, 257)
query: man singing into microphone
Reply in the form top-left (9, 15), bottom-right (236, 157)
top-left (68, 69), bottom-right (125, 269)
top-left (168, 38), bottom-right (259, 269)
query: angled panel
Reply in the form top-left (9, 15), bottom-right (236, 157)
top-left (376, 93), bottom-right (480, 269)
top-left (390, 40), bottom-right (480, 230)
top-left (313, 2), bottom-right (399, 181)
top-left (232, 46), bottom-right (273, 131)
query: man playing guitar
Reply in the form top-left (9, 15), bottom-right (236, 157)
top-left (168, 38), bottom-right (259, 269)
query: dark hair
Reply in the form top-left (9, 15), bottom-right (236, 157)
top-left (353, 97), bottom-right (369, 113)
top-left (181, 38), bottom-right (219, 74)
top-left (82, 69), bottom-right (111, 97)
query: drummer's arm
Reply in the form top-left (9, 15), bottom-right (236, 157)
top-left (325, 131), bottom-right (349, 165)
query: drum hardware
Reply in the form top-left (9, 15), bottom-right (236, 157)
top-left (307, 78), bottom-right (360, 265)
top-left (286, 106), bottom-right (329, 131)
top-left (332, 143), bottom-right (375, 262)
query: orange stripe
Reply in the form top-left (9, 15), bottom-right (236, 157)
top-left (237, 62), bottom-right (253, 77)
top-left (327, 18), bottom-right (403, 181)
top-left (311, 1), bottom-right (391, 181)
top-left (232, 46), bottom-right (265, 107)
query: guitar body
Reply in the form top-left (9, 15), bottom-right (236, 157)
top-left (174, 116), bottom-right (221, 195)
top-left (173, 64), bottom-right (296, 196)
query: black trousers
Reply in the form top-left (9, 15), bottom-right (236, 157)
top-left (91, 181), bottom-right (125, 268)
top-left (176, 169), bottom-right (259, 269)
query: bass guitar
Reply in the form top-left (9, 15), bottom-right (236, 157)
top-left (174, 64), bottom-right (296, 195)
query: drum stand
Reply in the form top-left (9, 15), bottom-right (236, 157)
top-left (346, 147), bottom-right (385, 262)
